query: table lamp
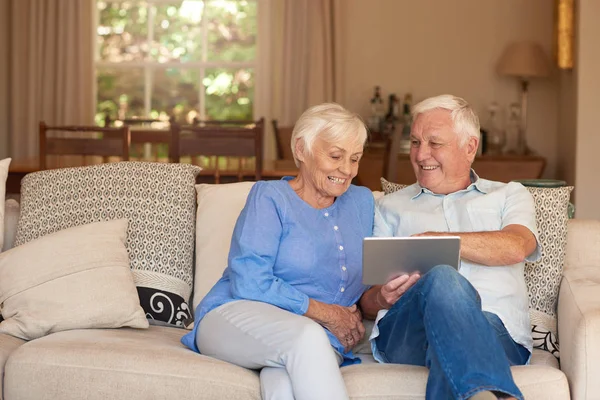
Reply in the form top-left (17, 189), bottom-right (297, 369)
top-left (496, 42), bottom-right (551, 154)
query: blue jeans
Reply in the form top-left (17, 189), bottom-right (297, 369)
top-left (375, 265), bottom-right (530, 400)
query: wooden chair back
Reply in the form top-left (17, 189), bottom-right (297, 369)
top-left (272, 120), bottom-right (295, 160)
top-left (105, 116), bottom-right (173, 162)
top-left (39, 121), bottom-right (130, 170)
top-left (191, 118), bottom-right (256, 128)
top-left (171, 118), bottom-right (264, 183)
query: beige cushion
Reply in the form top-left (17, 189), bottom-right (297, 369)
top-left (0, 219), bottom-right (148, 340)
top-left (0, 333), bottom-right (26, 400)
top-left (0, 158), bottom-right (10, 251)
top-left (193, 181), bottom-right (255, 310)
top-left (2, 199), bottom-right (19, 252)
top-left (557, 266), bottom-right (600, 400)
top-left (341, 362), bottom-right (568, 400)
top-left (4, 326), bottom-right (261, 400)
top-left (3, 325), bottom-right (568, 400)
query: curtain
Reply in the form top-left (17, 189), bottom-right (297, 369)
top-left (9, 0), bottom-right (95, 160)
top-left (0, 1), bottom-right (9, 158)
top-left (256, 0), bottom-right (342, 162)
top-left (272, 0), bottom-right (341, 125)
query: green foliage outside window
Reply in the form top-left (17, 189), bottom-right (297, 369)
top-left (96, 0), bottom-right (256, 126)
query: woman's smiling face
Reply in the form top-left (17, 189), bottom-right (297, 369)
top-left (299, 135), bottom-right (364, 199)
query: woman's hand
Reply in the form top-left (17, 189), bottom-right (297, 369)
top-left (305, 300), bottom-right (365, 352)
top-left (322, 304), bottom-right (365, 352)
top-left (378, 273), bottom-right (421, 308)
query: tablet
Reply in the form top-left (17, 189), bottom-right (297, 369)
top-left (362, 236), bottom-right (461, 285)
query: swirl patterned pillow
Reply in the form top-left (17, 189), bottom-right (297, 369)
top-left (15, 162), bottom-right (201, 327)
top-left (380, 178), bottom-right (573, 360)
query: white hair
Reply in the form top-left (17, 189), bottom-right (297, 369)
top-left (291, 103), bottom-right (367, 167)
top-left (412, 94), bottom-right (480, 147)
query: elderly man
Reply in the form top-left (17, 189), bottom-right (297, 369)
top-left (358, 95), bottom-right (540, 400)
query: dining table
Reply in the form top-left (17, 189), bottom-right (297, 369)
top-left (6, 158), bottom-right (299, 195)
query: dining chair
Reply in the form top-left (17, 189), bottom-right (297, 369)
top-left (104, 116), bottom-right (174, 162)
top-left (39, 121), bottom-right (130, 170)
top-left (170, 118), bottom-right (264, 183)
top-left (191, 117), bottom-right (255, 128)
top-left (271, 120), bottom-right (295, 161)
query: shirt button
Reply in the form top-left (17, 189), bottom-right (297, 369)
top-left (339, 245), bottom-right (344, 251)
top-left (340, 287), bottom-right (345, 293)
top-left (334, 226), bottom-right (339, 230)
top-left (342, 266), bottom-right (347, 271)
top-left (324, 212), bottom-right (329, 217)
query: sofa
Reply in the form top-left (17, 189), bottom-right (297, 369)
top-left (0, 165), bottom-right (599, 400)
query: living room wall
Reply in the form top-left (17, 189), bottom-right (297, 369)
top-left (573, 0), bottom-right (600, 219)
top-left (336, 0), bottom-right (558, 179)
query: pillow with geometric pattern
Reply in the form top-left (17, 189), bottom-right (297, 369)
top-left (15, 162), bottom-right (201, 327)
top-left (380, 177), bottom-right (573, 360)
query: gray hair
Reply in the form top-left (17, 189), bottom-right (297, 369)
top-left (412, 94), bottom-right (480, 147)
top-left (291, 103), bottom-right (367, 167)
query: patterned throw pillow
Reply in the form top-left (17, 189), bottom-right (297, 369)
top-left (380, 178), bottom-right (573, 359)
top-left (15, 162), bottom-right (201, 326)
top-left (525, 186), bottom-right (573, 359)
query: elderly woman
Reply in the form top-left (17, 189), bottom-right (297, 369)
top-left (181, 103), bottom-right (375, 400)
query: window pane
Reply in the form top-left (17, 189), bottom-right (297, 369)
top-left (152, 68), bottom-right (201, 123)
top-left (204, 67), bottom-right (254, 120)
top-left (96, 67), bottom-right (145, 124)
top-left (97, 1), bottom-right (150, 62)
top-left (206, 0), bottom-right (257, 62)
top-left (151, 2), bottom-right (204, 62)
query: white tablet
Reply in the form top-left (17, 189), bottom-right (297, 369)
top-left (362, 236), bottom-right (461, 285)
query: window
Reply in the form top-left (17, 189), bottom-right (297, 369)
top-left (95, 0), bottom-right (257, 125)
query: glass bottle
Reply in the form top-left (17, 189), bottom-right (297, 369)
top-left (484, 102), bottom-right (505, 155)
top-left (368, 86), bottom-right (384, 132)
top-left (401, 93), bottom-right (413, 139)
top-left (503, 103), bottom-right (523, 155)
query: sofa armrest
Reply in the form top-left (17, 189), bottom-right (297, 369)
top-left (564, 219), bottom-right (600, 272)
top-left (2, 199), bottom-right (19, 251)
top-left (558, 267), bottom-right (600, 400)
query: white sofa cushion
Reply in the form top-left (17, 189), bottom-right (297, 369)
top-left (0, 158), bottom-right (10, 251)
top-left (2, 199), bottom-right (19, 252)
top-left (2, 325), bottom-right (568, 400)
top-left (0, 333), bottom-right (26, 400)
top-left (4, 326), bottom-right (261, 400)
top-left (0, 219), bottom-right (148, 340)
top-left (14, 162), bottom-right (201, 326)
top-left (193, 181), bottom-right (255, 310)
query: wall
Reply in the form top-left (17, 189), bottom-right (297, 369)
top-left (0, 0), bottom-right (8, 158)
top-left (556, 71), bottom-right (576, 187)
top-left (336, 0), bottom-right (558, 178)
top-left (574, 0), bottom-right (600, 219)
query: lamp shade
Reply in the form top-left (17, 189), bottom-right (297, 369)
top-left (497, 42), bottom-right (551, 78)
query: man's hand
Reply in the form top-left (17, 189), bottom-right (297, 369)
top-left (306, 301), bottom-right (365, 352)
top-left (378, 273), bottom-right (421, 308)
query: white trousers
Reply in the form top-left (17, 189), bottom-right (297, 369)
top-left (197, 300), bottom-right (349, 400)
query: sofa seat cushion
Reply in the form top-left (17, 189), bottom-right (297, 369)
top-left (0, 333), bottom-right (26, 400)
top-left (5, 325), bottom-right (569, 400)
top-left (341, 362), bottom-right (569, 400)
top-left (4, 326), bottom-right (260, 400)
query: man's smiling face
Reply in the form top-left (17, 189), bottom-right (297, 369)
top-left (409, 108), bottom-right (478, 194)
